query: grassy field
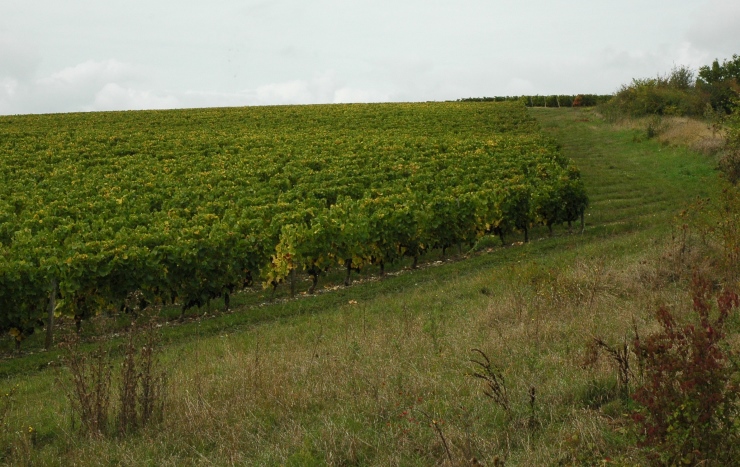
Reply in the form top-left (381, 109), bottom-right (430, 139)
top-left (0, 107), bottom-right (731, 465)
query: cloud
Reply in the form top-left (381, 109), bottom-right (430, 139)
top-left (3, 1), bottom-right (735, 115)
top-left (254, 70), bottom-right (340, 105)
top-left (333, 87), bottom-right (390, 104)
top-left (38, 59), bottom-right (141, 87)
top-left (176, 73), bottom-right (391, 108)
top-left (3, 60), bottom-right (393, 115)
top-left (255, 80), bottom-right (314, 105)
top-left (0, 59), bottom-right (175, 115)
top-left (88, 83), bottom-right (180, 112)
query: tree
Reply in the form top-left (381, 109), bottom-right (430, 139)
top-left (697, 55), bottom-right (740, 113)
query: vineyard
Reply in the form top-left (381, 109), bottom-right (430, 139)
top-left (0, 102), bottom-right (587, 346)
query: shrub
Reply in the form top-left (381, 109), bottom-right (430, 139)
top-left (719, 100), bottom-right (740, 184)
top-left (606, 79), bottom-right (705, 119)
top-left (697, 54), bottom-right (740, 113)
top-left (599, 64), bottom-right (710, 120)
top-left (719, 149), bottom-right (740, 185)
top-left (631, 275), bottom-right (740, 465)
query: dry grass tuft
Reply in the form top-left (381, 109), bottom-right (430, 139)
top-left (656, 117), bottom-right (725, 155)
top-left (613, 115), bottom-right (725, 154)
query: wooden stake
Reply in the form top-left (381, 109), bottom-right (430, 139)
top-left (45, 279), bottom-right (57, 350)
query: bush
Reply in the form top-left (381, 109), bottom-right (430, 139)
top-left (719, 100), bottom-right (740, 184)
top-left (599, 64), bottom-right (709, 120)
top-left (605, 79), bottom-right (706, 119)
top-left (631, 275), bottom-right (740, 465)
top-left (697, 54), bottom-right (740, 113)
top-left (719, 148), bottom-right (740, 185)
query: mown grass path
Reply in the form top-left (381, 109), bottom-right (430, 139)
top-left (534, 107), bottom-right (716, 235)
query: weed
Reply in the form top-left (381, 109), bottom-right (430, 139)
top-left (136, 328), bottom-right (168, 429)
top-left (118, 325), bottom-right (167, 434)
top-left (0, 385), bottom-right (18, 457)
top-left (118, 331), bottom-right (138, 435)
top-left (591, 335), bottom-right (632, 398)
top-left (527, 386), bottom-right (538, 429)
top-left (62, 323), bottom-right (167, 438)
top-left (1, 387), bottom-right (44, 463)
top-left (470, 348), bottom-right (510, 414)
top-left (0, 385), bottom-right (15, 429)
top-left (62, 337), bottom-right (112, 437)
top-left (645, 116), bottom-right (664, 139)
top-left (423, 307), bottom-right (443, 352)
top-left (411, 408), bottom-right (454, 464)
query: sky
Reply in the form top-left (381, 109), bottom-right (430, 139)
top-left (1, 0), bottom-right (739, 116)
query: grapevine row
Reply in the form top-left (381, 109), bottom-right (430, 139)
top-left (0, 102), bottom-right (587, 346)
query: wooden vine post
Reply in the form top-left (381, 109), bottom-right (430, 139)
top-left (290, 268), bottom-right (297, 297)
top-left (45, 278), bottom-right (57, 350)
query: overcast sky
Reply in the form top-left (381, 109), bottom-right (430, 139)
top-left (1, 0), bottom-right (739, 115)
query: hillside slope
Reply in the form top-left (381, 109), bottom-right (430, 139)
top-left (0, 107), bottom-right (722, 466)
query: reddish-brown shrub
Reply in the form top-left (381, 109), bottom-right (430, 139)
top-left (631, 275), bottom-right (739, 465)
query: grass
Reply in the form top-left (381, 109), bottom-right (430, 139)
top-left (0, 107), bottom-right (731, 465)
top-left (612, 114), bottom-right (726, 156)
